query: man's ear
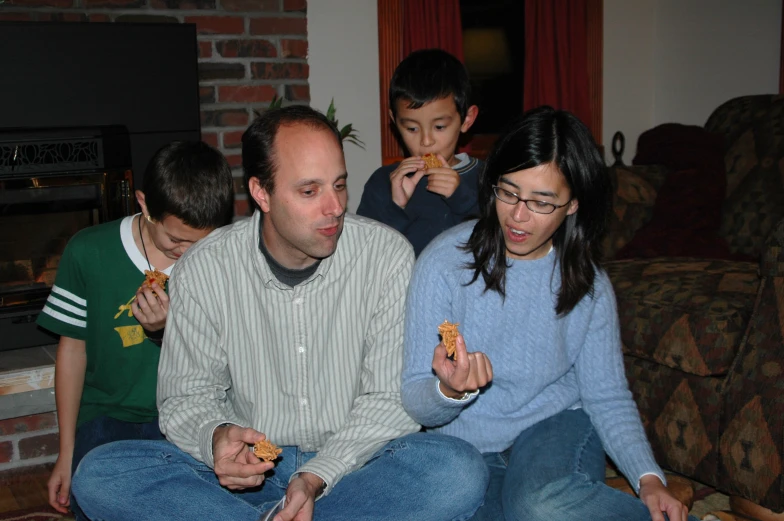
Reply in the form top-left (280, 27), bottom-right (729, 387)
top-left (460, 105), bottom-right (479, 133)
top-left (135, 190), bottom-right (149, 217)
top-left (567, 198), bottom-right (579, 216)
top-left (248, 177), bottom-right (271, 213)
top-left (388, 108), bottom-right (396, 125)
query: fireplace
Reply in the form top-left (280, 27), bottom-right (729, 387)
top-left (0, 127), bottom-right (134, 352)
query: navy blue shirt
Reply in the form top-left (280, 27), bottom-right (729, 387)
top-left (356, 155), bottom-right (483, 256)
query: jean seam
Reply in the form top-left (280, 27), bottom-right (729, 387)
top-left (573, 419), bottom-right (597, 478)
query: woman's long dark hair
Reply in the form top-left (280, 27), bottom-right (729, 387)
top-left (462, 106), bottom-right (611, 315)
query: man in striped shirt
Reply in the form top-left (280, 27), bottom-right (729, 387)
top-left (72, 106), bottom-right (488, 521)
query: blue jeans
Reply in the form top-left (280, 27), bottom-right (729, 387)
top-left (69, 415), bottom-right (163, 521)
top-left (469, 409), bottom-right (699, 521)
top-left (72, 432), bottom-right (488, 521)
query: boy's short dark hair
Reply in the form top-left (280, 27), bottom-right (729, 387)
top-left (389, 49), bottom-right (471, 121)
top-left (143, 141), bottom-right (234, 229)
top-left (242, 105), bottom-right (342, 209)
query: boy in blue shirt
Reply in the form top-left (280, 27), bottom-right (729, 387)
top-left (357, 49), bottom-right (481, 256)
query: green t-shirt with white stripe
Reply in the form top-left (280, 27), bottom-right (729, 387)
top-left (37, 215), bottom-right (172, 427)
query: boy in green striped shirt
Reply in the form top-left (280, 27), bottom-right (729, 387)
top-left (37, 141), bottom-right (234, 521)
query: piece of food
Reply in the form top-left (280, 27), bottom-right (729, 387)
top-left (253, 439), bottom-right (282, 462)
top-left (142, 269), bottom-right (169, 290)
top-left (438, 320), bottom-right (460, 358)
top-left (422, 153), bottom-right (442, 169)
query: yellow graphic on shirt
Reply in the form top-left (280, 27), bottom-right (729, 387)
top-left (114, 325), bottom-right (146, 348)
top-left (113, 291), bottom-right (146, 347)
top-left (114, 294), bottom-right (137, 319)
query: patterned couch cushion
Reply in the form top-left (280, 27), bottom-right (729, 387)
top-left (602, 165), bottom-right (668, 259)
top-left (704, 95), bottom-right (784, 258)
top-left (605, 258), bottom-right (760, 376)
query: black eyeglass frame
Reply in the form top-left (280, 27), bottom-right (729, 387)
top-left (491, 185), bottom-right (572, 215)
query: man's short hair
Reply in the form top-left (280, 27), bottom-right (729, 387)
top-left (242, 105), bottom-right (343, 209)
top-left (389, 49), bottom-right (472, 121)
top-left (143, 141), bottom-right (234, 229)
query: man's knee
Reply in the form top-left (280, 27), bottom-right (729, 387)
top-left (404, 433), bottom-right (488, 512)
top-left (71, 442), bottom-right (116, 510)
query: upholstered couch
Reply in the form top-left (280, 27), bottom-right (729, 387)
top-left (602, 95), bottom-right (784, 512)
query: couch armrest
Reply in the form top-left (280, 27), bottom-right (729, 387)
top-left (719, 270), bottom-right (784, 510)
top-left (761, 217), bottom-right (784, 277)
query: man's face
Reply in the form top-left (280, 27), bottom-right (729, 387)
top-left (250, 124), bottom-right (348, 269)
top-left (391, 95), bottom-right (476, 167)
top-left (494, 162), bottom-right (579, 261)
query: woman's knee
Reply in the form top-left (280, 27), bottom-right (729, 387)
top-left (503, 472), bottom-right (596, 521)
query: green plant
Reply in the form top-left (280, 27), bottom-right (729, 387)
top-left (261, 95), bottom-right (365, 149)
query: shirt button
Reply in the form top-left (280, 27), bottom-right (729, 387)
top-left (300, 398), bottom-right (308, 406)
top-left (293, 297), bottom-right (303, 305)
top-left (298, 345), bottom-right (305, 354)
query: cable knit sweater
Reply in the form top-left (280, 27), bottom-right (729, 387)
top-left (401, 220), bottom-right (665, 490)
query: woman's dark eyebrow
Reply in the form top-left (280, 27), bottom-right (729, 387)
top-left (498, 177), bottom-right (558, 198)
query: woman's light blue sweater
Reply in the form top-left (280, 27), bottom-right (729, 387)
top-left (402, 220), bottom-right (664, 489)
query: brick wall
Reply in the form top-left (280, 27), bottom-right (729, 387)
top-left (0, 0), bottom-right (310, 217)
top-left (0, 0), bottom-right (309, 470)
top-left (0, 412), bottom-right (59, 470)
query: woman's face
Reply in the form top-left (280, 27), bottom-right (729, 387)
top-left (494, 162), bottom-right (579, 260)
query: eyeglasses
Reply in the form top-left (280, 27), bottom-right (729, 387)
top-left (491, 186), bottom-right (571, 215)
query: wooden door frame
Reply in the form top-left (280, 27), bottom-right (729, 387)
top-left (377, 0), bottom-right (603, 164)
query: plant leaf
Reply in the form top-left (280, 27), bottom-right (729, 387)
top-left (326, 98), bottom-right (337, 121)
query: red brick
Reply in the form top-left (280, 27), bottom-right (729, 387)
top-left (84, 0), bottom-right (144, 6)
top-left (200, 63), bottom-right (246, 81)
top-left (0, 442), bottom-right (12, 464)
top-left (234, 198), bottom-right (251, 218)
top-left (150, 0), bottom-right (215, 8)
top-left (115, 13), bottom-right (178, 23)
top-left (4, 0), bottom-right (73, 6)
top-left (225, 153), bottom-right (242, 168)
top-left (223, 130), bottom-right (245, 149)
top-left (19, 432), bottom-right (59, 459)
top-left (222, 0), bottom-right (278, 11)
top-left (285, 84), bottom-right (309, 101)
top-left (249, 16), bottom-right (306, 36)
top-left (216, 39), bottom-right (276, 58)
top-left (199, 86), bottom-right (216, 104)
top-left (251, 62), bottom-right (308, 80)
top-left (201, 108), bottom-right (250, 127)
top-left (201, 132), bottom-right (219, 148)
top-left (0, 12), bottom-right (33, 21)
top-left (283, 0), bottom-right (306, 12)
top-left (199, 41), bottom-right (212, 58)
top-left (232, 177), bottom-right (245, 194)
top-left (218, 85), bottom-right (277, 103)
top-left (0, 412), bottom-right (57, 436)
top-left (37, 12), bottom-right (88, 21)
top-left (185, 15), bottom-right (245, 35)
top-left (88, 13), bottom-right (111, 22)
top-left (281, 39), bottom-right (307, 58)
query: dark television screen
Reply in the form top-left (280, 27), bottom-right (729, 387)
top-left (0, 22), bottom-right (201, 190)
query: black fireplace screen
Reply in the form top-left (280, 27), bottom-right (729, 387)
top-left (0, 127), bottom-right (134, 352)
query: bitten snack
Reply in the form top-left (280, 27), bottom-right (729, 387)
top-left (438, 320), bottom-right (460, 358)
top-left (253, 439), bottom-right (282, 462)
top-left (142, 269), bottom-right (169, 290)
top-left (422, 153), bottom-right (442, 169)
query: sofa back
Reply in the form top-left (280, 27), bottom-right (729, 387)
top-left (704, 94), bottom-right (784, 257)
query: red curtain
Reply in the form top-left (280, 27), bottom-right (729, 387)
top-left (403, 0), bottom-right (464, 61)
top-left (523, 0), bottom-right (592, 127)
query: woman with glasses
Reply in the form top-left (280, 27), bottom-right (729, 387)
top-left (401, 106), bottom-right (695, 521)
